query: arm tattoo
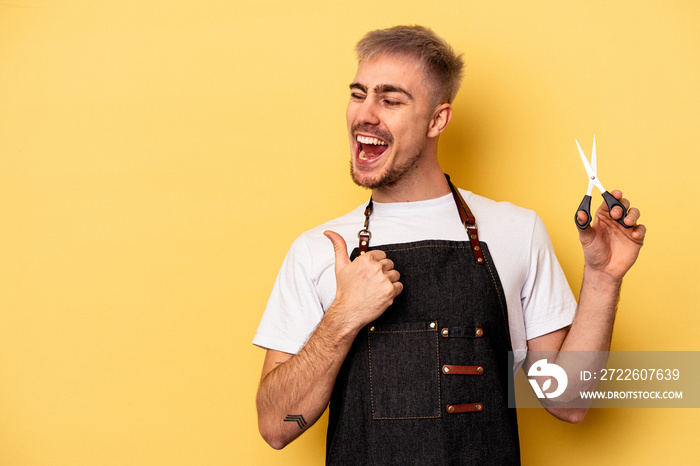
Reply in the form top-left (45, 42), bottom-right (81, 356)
top-left (284, 414), bottom-right (307, 429)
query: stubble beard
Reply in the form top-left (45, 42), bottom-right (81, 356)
top-left (350, 147), bottom-right (424, 190)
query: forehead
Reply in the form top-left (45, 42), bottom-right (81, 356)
top-left (352, 54), bottom-right (430, 96)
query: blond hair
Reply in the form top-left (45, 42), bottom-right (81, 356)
top-left (355, 25), bottom-right (464, 105)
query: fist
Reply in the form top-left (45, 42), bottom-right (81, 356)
top-left (324, 230), bottom-right (403, 327)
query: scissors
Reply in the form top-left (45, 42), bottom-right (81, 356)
top-left (575, 136), bottom-right (631, 230)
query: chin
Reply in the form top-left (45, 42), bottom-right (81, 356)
top-left (350, 171), bottom-right (378, 189)
top-left (350, 167), bottom-right (399, 190)
top-left (350, 164), bottom-right (381, 189)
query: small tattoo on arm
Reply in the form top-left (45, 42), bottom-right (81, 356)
top-left (284, 414), bottom-right (307, 429)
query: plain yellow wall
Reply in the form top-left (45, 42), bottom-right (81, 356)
top-left (1, 0), bottom-right (698, 464)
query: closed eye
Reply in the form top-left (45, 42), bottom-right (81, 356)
top-left (349, 82), bottom-right (367, 101)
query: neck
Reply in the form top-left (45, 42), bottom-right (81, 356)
top-left (371, 162), bottom-right (450, 203)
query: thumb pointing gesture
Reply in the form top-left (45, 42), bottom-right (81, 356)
top-left (323, 230), bottom-right (402, 327)
top-left (323, 230), bottom-right (351, 273)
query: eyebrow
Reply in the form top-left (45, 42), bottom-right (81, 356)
top-left (349, 82), bottom-right (413, 100)
top-left (349, 82), bottom-right (367, 93)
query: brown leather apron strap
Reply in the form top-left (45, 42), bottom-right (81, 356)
top-left (446, 174), bottom-right (484, 265)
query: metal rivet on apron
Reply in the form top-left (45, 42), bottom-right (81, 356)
top-left (429, 322), bottom-right (436, 329)
top-left (475, 328), bottom-right (484, 337)
top-left (474, 245), bottom-right (481, 251)
top-left (475, 404), bottom-right (483, 411)
top-left (470, 234), bottom-right (477, 240)
top-left (477, 258), bottom-right (484, 263)
top-left (369, 326), bottom-right (375, 332)
top-left (442, 366), bottom-right (450, 374)
top-left (441, 328), bottom-right (449, 337)
top-left (447, 405), bottom-right (455, 413)
top-left (360, 251), bottom-right (365, 255)
top-left (477, 366), bottom-right (484, 374)
top-left (361, 240), bottom-right (367, 246)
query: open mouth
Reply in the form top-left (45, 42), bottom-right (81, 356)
top-left (356, 135), bottom-right (388, 162)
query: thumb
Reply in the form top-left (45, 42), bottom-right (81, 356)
top-left (576, 211), bottom-right (595, 246)
top-left (324, 230), bottom-right (351, 271)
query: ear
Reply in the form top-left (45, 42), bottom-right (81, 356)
top-left (426, 103), bottom-right (453, 138)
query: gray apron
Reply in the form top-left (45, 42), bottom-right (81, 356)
top-left (326, 178), bottom-right (520, 465)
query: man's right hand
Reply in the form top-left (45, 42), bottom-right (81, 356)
top-left (324, 230), bottom-right (403, 328)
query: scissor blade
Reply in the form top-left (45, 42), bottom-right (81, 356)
top-left (575, 139), bottom-right (595, 177)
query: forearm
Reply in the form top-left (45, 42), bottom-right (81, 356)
top-left (543, 270), bottom-right (621, 422)
top-left (560, 268), bottom-right (622, 352)
top-left (256, 306), bottom-right (359, 449)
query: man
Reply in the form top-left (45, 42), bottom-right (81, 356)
top-left (254, 25), bottom-right (645, 464)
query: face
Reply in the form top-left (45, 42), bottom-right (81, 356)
top-left (346, 54), bottom-right (438, 190)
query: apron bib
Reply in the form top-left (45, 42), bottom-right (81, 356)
top-left (326, 178), bottom-right (520, 465)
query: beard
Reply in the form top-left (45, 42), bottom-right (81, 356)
top-left (350, 147), bottom-right (423, 189)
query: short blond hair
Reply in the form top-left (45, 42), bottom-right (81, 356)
top-left (355, 25), bottom-right (464, 105)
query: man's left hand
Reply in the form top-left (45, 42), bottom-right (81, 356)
top-left (576, 190), bottom-right (646, 282)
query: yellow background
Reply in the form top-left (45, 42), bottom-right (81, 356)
top-left (1, 0), bottom-right (698, 464)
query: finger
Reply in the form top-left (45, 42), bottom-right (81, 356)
top-left (393, 281), bottom-right (404, 296)
top-left (609, 189), bottom-right (623, 201)
top-left (386, 269), bottom-right (401, 283)
top-left (323, 230), bottom-right (351, 271)
top-left (603, 190), bottom-right (628, 220)
top-left (631, 223), bottom-right (647, 243)
top-left (379, 258), bottom-right (395, 272)
top-left (610, 205), bottom-right (624, 220)
top-left (623, 207), bottom-right (641, 227)
top-left (611, 197), bottom-right (631, 220)
top-left (365, 249), bottom-right (387, 261)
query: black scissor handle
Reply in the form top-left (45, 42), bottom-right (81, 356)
top-left (575, 195), bottom-right (592, 229)
top-left (602, 191), bottom-right (632, 229)
top-left (576, 192), bottom-right (632, 229)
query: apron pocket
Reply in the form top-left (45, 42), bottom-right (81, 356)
top-left (367, 320), bottom-right (440, 419)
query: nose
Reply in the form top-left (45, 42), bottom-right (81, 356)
top-left (354, 98), bottom-right (380, 126)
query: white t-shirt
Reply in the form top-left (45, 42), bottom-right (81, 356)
top-left (253, 190), bottom-right (577, 372)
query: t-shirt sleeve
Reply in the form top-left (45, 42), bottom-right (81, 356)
top-left (252, 236), bottom-right (326, 354)
top-left (520, 215), bottom-right (577, 340)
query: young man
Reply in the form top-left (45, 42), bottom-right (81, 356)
top-left (254, 25), bottom-right (645, 464)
